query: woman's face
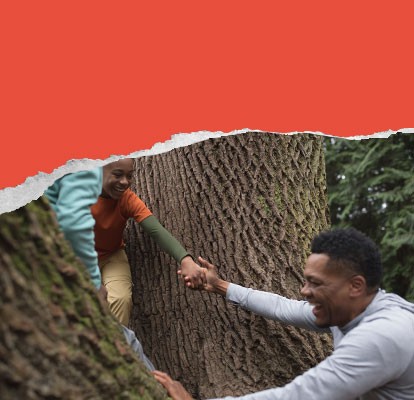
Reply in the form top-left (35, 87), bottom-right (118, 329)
top-left (101, 158), bottom-right (134, 200)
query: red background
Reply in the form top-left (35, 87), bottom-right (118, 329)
top-left (1, 1), bottom-right (413, 189)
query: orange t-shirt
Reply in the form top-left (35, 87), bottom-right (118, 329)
top-left (91, 189), bottom-right (152, 259)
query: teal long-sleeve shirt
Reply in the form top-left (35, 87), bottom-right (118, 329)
top-left (45, 168), bottom-right (102, 289)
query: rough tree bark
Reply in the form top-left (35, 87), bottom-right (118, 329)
top-left (126, 132), bottom-right (332, 399)
top-left (0, 198), bottom-right (166, 400)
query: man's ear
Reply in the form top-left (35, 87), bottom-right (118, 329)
top-left (349, 275), bottom-right (367, 297)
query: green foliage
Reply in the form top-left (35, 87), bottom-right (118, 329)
top-left (324, 132), bottom-right (414, 301)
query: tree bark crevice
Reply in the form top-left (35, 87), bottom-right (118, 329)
top-left (127, 132), bottom-right (332, 398)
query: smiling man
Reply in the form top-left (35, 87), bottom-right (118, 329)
top-left (155, 228), bottom-right (414, 400)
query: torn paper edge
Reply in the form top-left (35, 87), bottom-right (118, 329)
top-left (0, 128), bottom-right (412, 215)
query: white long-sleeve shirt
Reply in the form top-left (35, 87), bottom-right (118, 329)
top-left (212, 284), bottom-right (414, 400)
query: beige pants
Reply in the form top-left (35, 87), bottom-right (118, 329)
top-left (99, 249), bottom-right (132, 326)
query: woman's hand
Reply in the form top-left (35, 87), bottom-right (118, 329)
top-left (178, 256), bottom-right (206, 289)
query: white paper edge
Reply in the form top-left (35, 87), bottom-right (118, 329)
top-left (0, 128), bottom-right (413, 215)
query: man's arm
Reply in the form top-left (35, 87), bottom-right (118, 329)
top-left (198, 257), bottom-right (323, 331)
top-left (216, 318), bottom-right (413, 400)
top-left (153, 371), bottom-right (193, 400)
top-left (155, 315), bottom-right (413, 400)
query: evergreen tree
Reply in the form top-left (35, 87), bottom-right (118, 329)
top-left (324, 132), bottom-right (414, 300)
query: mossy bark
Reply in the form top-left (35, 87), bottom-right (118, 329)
top-left (126, 132), bottom-right (332, 399)
top-left (0, 198), bottom-right (167, 400)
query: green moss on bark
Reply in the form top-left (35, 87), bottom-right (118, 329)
top-left (0, 198), bottom-right (168, 400)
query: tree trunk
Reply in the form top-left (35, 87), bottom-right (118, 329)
top-left (126, 132), bottom-right (332, 399)
top-left (0, 198), bottom-right (166, 400)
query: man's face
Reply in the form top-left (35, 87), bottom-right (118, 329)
top-left (300, 253), bottom-right (355, 328)
top-left (101, 158), bottom-right (134, 200)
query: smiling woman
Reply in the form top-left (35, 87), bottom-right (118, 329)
top-left (90, 158), bottom-right (205, 326)
top-left (101, 158), bottom-right (134, 200)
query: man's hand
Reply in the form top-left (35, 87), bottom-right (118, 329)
top-left (198, 256), bottom-right (229, 296)
top-left (178, 256), bottom-right (206, 289)
top-left (152, 371), bottom-right (193, 400)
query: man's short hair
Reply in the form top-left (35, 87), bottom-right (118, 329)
top-left (311, 228), bottom-right (382, 289)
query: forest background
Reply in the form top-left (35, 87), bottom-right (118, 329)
top-left (324, 132), bottom-right (414, 301)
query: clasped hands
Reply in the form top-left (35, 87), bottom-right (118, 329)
top-left (178, 256), bottom-right (223, 293)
